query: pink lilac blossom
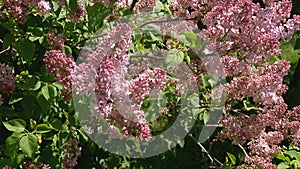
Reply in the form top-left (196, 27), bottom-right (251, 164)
top-left (73, 23), bottom-right (162, 140)
top-left (170, 0), bottom-right (300, 168)
top-left (2, 0), bottom-right (52, 23)
top-left (0, 95), bottom-right (3, 106)
top-left (23, 0), bottom-right (39, 6)
top-left (1, 166), bottom-right (15, 169)
top-left (69, 0), bottom-right (87, 23)
top-left (129, 68), bottom-right (167, 107)
top-left (93, 0), bottom-right (156, 13)
top-left (43, 50), bottom-right (74, 101)
top-left (46, 28), bottom-right (65, 50)
top-left (62, 137), bottom-right (82, 169)
top-left (0, 63), bottom-right (16, 95)
top-left (24, 162), bottom-right (51, 169)
top-left (133, 0), bottom-right (156, 12)
top-left (2, 0), bottom-right (28, 24)
top-left (37, 0), bottom-right (51, 15)
top-left (225, 61), bottom-right (289, 109)
top-left (171, 0), bottom-right (300, 65)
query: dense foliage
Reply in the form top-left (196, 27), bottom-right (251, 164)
top-left (0, 0), bottom-right (300, 168)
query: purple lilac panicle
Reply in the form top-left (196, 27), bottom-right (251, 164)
top-left (62, 137), bottom-right (82, 169)
top-left (170, 0), bottom-right (300, 168)
top-left (43, 50), bottom-right (74, 101)
top-left (73, 23), bottom-right (160, 140)
top-left (0, 63), bottom-right (15, 95)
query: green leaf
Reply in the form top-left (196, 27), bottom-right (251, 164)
top-left (15, 39), bottom-right (35, 64)
top-left (226, 152), bottom-right (236, 165)
top-left (3, 119), bottom-right (26, 132)
top-left (278, 162), bottom-right (290, 169)
top-left (274, 153), bottom-right (287, 161)
top-left (183, 31), bottom-right (204, 48)
top-left (41, 85), bottom-right (50, 100)
top-left (63, 45), bottom-right (72, 55)
top-left (286, 150), bottom-right (299, 159)
top-left (0, 107), bottom-right (18, 118)
top-left (143, 24), bottom-right (162, 42)
top-left (171, 31), bottom-right (191, 47)
top-left (164, 49), bottom-right (184, 68)
top-left (8, 93), bottom-right (23, 105)
top-left (203, 111), bottom-right (210, 124)
top-left (36, 92), bottom-right (50, 114)
top-left (87, 3), bottom-right (112, 31)
top-left (2, 33), bottom-right (14, 49)
top-left (21, 95), bottom-right (35, 118)
top-left (35, 124), bottom-right (52, 133)
top-left (66, 0), bottom-right (78, 11)
top-left (5, 132), bottom-right (23, 160)
top-left (190, 96), bottom-right (200, 107)
top-left (49, 118), bottom-right (63, 130)
top-left (48, 84), bottom-right (57, 98)
top-left (178, 139), bottom-right (185, 148)
top-left (18, 75), bottom-right (41, 91)
top-left (19, 134), bottom-right (38, 159)
top-left (28, 36), bottom-right (40, 42)
top-left (291, 160), bottom-right (300, 167)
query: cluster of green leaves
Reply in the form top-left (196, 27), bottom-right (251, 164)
top-left (273, 146), bottom-right (300, 169)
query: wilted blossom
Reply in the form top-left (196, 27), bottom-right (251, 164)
top-left (43, 50), bottom-right (74, 101)
top-left (0, 63), bottom-right (15, 95)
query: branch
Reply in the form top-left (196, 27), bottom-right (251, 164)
top-left (188, 134), bottom-right (223, 166)
top-left (238, 144), bottom-right (250, 158)
top-left (0, 46), bottom-right (10, 55)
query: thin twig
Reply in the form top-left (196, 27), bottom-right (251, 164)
top-left (238, 144), bottom-right (249, 158)
top-left (188, 134), bottom-right (223, 166)
top-left (0, 46), bottom-right (10, 55)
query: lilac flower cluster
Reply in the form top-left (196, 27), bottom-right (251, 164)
top-left (56, 0), bottom-right (86, 23)
top-left (2, 0), bottom-right (28, 24)
top-left (1, 0), bottom-right (51, 24)
top-left (62, 137), bottom-right (82, 169)
top-left (129, 68), bottom-right (167, 107)
top-left (23, 162), bottom-right (51, 169)
top-left (225, 60), bottom-right (290, 109)
top-left (72, 23), bottom-right (168, 140)
top-left (1, 166), bottom-right (14, 169)
top-left (46, 29), bottom-right (65, 50)
top-left (0, 95), bottom-right (3, 106)
top-left (37, 0), bottom-right (51, 15)
top-left (43, 50), bottom-right (75, 101)
top-left (133, 0), bottom-right (157, 12)
top-left (69, 0), bottom-right (87, 23)
top-left (92, 0), bottom-right (156, 12)
top-left (170, 0), bottom-right (300, 168)
top-left (171, 0), bottom-right (300, 64)
top-left (0, 63), bottom-right (15, 95)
